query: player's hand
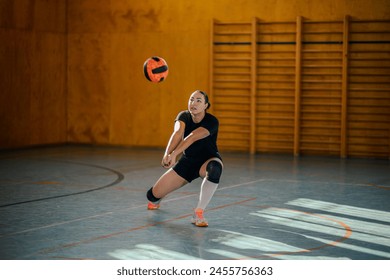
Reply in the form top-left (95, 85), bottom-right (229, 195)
top-left (161, 152), bottom-right (177, 168)
top-left (161, 153), bottom-right (173, 168)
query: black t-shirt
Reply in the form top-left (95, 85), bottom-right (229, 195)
top-left (175, 110), bottom-right (221, 161)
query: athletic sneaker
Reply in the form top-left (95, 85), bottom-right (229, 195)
top-left (191, 208), bottom-right (208, 227)
top-left (147, 200), bottom-right (160, 210)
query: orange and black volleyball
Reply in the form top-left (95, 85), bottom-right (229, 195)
top-left (143, 56), bottom-right (169, 83)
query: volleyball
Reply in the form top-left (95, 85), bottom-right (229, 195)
top-left (143, 56), bottom-right (169, 83)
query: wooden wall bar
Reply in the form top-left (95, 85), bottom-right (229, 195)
top-left (347, 20), bottom-right (390, 158)
top-left (211, 17), bottom-right (390, 158)
top-left (300, 19), bottom-right (344, 156)
top-left (256, 20), bottom-right (297, 154)
top-left (211, 21), bottom-right (253, 152)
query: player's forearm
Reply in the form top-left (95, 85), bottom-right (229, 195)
top-left (165, 132), bottom-right (182, 155)
top-left (170, 133), bottom-right (196, 157)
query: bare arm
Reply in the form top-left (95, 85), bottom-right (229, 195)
top-left (161, 120), bottom-right (185, 167)
top-left (166, 127), bottom-right (210, 167)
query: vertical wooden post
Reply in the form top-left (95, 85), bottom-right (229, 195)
top-left (250, 17), bottom-right (258, 154)
top-left (209, 19), bottom-right (216, 114)
top-left (388, 126), bottom-right (390, 159)
top-left (294, 16), bottom-right (302, 156)
top-left (65, 0), bottom-right (69, 141)
top-left (341, 15), bottom-right (350, 158)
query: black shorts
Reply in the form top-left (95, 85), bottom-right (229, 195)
top-left (173, 154), bottom-right (221, 183)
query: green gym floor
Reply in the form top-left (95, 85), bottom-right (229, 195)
top-left (0, 145), bottom-right (389, 260)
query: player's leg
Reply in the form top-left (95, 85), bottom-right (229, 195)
top-left (146, 168), bottom-right (187, 210)
top-left (192, 157), bottom-right (223, 226)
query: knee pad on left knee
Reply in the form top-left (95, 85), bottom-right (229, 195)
top-left (206, 160), bottom-right (223, 184)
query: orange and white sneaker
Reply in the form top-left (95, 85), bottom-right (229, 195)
top-left (191, 208), bottom-right (208, 227)
top-left (147, 201), bottom-right (160, 210)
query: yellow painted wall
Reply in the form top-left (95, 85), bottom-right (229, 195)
top-left (1, 0), bottom-right (389, 151)
top-left (0, 0), bottom-right (67, 148)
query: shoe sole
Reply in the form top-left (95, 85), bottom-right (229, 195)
top-left (191, 219), bottom-right (208, 227)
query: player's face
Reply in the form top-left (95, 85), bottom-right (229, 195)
top-left (188, 91), bottom-right (207, 114)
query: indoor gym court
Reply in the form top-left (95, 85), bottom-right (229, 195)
top-left (1, 0), bottom-right (389, 263)
top-left (0, 145), bottom-right (388, 260)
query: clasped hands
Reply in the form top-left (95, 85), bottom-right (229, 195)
top-left (161, 152), bottom-right (178, 169)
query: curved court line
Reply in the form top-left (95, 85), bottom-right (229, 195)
top-left (366, 183), bottom-right (390, 190)
top-left (0, 160), bottom-right (124, 208)
top-left (240, 206), bottom-right (352, 259)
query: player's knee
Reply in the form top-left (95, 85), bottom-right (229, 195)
top-left (146, 187), bottom-right (160, 202)
top-left (206, 160), bottom-right (223, 184)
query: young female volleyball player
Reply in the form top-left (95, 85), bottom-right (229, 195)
top-left (146, 90), bottom-right (223, 227)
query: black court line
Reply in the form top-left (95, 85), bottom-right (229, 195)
top-left (0, 159), bottom-right (125, 208)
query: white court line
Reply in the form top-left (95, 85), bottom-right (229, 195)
top-left (0, 178), bottom-right (265, 237)
top-left (264, 178), bottom-right (390, 188)
top-left (287, 198), bottom-right (390, 222)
